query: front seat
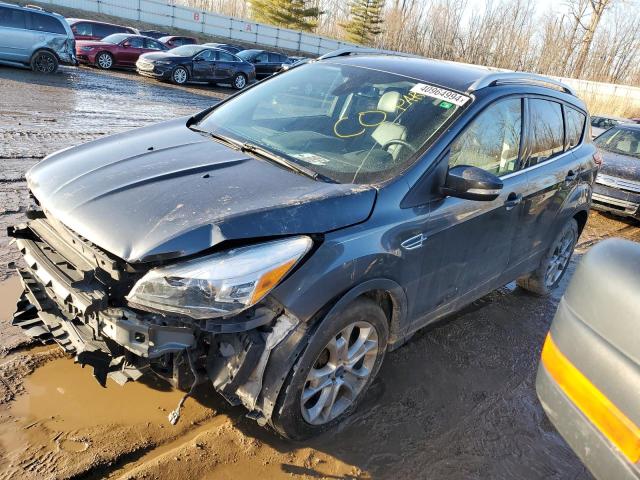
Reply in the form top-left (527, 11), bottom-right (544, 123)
top-left (371, 91), bottom-right (407, 160)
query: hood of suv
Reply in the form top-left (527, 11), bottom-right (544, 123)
top-left (599, 149), bottom-right (640, 181)
top-left (27, 118), bottom-right (376, 263)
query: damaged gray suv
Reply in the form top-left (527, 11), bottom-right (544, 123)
top-left (10, 50), bottom-right (598, 439)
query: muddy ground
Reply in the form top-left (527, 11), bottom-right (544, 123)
top-left (1, 64), bottom-right (639, 480)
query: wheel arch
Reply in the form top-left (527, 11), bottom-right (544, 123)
top-left (30, 47), bottom-right (60, 63)
top-left (320, 278), bottom-right (408, 349)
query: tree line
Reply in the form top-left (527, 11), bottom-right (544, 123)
top-left (178, 0), bottom-right (640, 86)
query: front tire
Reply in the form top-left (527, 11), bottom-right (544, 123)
top-left (95, 52), bottom-right (114, 70)
top-left (171, 66), bottom-right (189, 85)
top-left (232, 72), bottom-right (247, 90)
top-left (31, 51), bottom-right (58, 73)
top-left (271, 298), bottom-right (389, 440)
top-left (517, 218), bottom-right (579, 295)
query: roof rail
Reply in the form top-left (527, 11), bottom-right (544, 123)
top-left (317, 47), bottom-right (417, 61)
top-left (468, 72), bottom-right (576, 96)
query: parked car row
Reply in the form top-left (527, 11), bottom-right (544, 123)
top-left (590, 114), bottom-right (637, 138)
top-left (0, 2), bottom-right (299, 87)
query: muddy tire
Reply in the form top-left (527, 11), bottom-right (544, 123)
top-left (31, 50), bottom-right (58, 74)
top-left (96, 52), bottom-right (114, 70)
top-left (271, 298), bottom-right (388, 440)
top-left (171, 66), bottom-right (189, 85)
top-left (517, 218), bottom-right (579, 296)
top-left (232, 73), bottom-right (247, 90)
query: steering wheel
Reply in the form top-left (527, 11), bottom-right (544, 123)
top-left (381, 139), bottom-right (417, 154)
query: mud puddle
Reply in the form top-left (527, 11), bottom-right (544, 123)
top-left (0, 355), bottom-right (222, 479)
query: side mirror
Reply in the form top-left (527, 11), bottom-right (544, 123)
top-left (441, 164), bottom-right (503, 201)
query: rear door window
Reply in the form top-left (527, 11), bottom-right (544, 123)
top-left (255, 52), bottom-right (268, 63)
top-left (268, 53), bottom-right (283, 63)
top-left (218, 51), bottom-right (235, 61)
top-left (565, 106), bottom-right (586, 149)
top-left (449, 98), bottom-right (522, 176)
top-left (0, 6), bottom-right (27, 29)
top-left (528, 99), bottom-right (565, 165)
top-left (128, 37), bottom-right (145, 48)
top-left (29, 12), bottom-right (66, 34)
top-left (144, 38), bottom-right (165, 50)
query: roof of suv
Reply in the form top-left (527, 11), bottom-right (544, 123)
top-left (319, 53), bottom-right (578, 102)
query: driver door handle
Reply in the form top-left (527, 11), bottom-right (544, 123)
top-left (504, 192), bottom-right (522, 210)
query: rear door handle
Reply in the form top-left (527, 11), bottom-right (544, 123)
top-left (504, 192), bottom-right (522, 210)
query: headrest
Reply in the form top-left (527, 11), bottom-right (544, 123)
top-left (377, 91), bottom-right (401, 113)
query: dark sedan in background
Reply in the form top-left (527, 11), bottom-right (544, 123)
top-left (236, 49), bottom-right (290, 78)
top-left (136, 44), bottom-right (255, 88)
top-left (592, 123), bottom-right (640, 219)
top-left (204, 42), bottom-right (244, 54)
top-left (77, 33), bottom-right (167, 69)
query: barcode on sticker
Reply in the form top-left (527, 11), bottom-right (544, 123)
top-left (410, 83), bottom-right (470, 107)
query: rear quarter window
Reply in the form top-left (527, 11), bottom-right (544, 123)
top-left (528, 99), bottom-right (564, 165)
top-left (565, 107), bottom-right (586, 149)
top-left (29, 12), bottom-right (66, 35)
top-left (0, 6), bottom-right (27, 29)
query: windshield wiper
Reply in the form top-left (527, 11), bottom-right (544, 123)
top-left (189, 126), bottom-right (243, 150)
top-left (240, 142), bottom-right (333, 182)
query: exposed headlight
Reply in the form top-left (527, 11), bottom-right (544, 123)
top-left (80, 46), bottom-right (95, 52)
top-left (126, 236), bottom-right (312, 319)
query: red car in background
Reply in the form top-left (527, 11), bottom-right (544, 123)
top-left (76, 33), bottom-right (168, 70)
top-left (158, 35), bottom-right (197, 48)
top-left (67, 18), bottom-right (137, 41)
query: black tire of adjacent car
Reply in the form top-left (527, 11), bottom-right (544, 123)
top-left (31, 50), bottom-right (58, 74)
top-left (517, 218), bottom-right (579, 296)
top-left (232, 72), bottom-right (247, 90)
top-left (271, 297), bottom-right (389, 440)
top-left (95, 52), bottom-right (114, 70)
top-left (171, 66), bottom-right (189, 85)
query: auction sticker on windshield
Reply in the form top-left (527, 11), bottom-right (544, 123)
top-left (410, 83), bottom-right (470, 107)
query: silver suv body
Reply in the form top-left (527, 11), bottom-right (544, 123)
top-left (0, 3), bottom-right (76, 73)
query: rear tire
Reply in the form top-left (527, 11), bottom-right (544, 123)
top-left (31, 50), bottom-right (58, 73)
top-left (271, 297), bottom-right (389, 440)
top-left (171, 66), bottom-right (189, 85)
top-left (517, 218), bottom-right (579, 296)
top-left (232, 72), bottom-right (247, 90)
top-left (95, 52), bottom-right (114, 70)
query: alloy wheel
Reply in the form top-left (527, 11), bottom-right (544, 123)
top-left (34, 53), bottom-right (55, 73)
top-left (544, 228), bottom-right (576, 287)
top-left (97, 53), bottom-right (113, 69)
top-left (234, 74), bottom-right (246, 89)
top-left (301, 321), bottom-right (378, 425)
top-left (173, 68), bottom-right (187, 84)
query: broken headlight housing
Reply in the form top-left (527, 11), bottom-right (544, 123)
top-left (126, 236), bottom-right (312, 319)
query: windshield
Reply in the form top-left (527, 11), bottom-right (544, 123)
top-left (102, 33), bottom-right (129, 44)
top-left (169, 45), bottom-right (205, 56)
top-left (195, 62), bottom-right (468, 183)
top-left (595, 128), bottom-right (640, 159)
top-left (237, 50), bottom-right (258, 61)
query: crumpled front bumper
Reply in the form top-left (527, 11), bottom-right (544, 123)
top-left (8, 217), bottom-right (305, 424)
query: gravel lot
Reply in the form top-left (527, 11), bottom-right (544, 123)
top-left (0, 64), bottom-right (638, 480)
